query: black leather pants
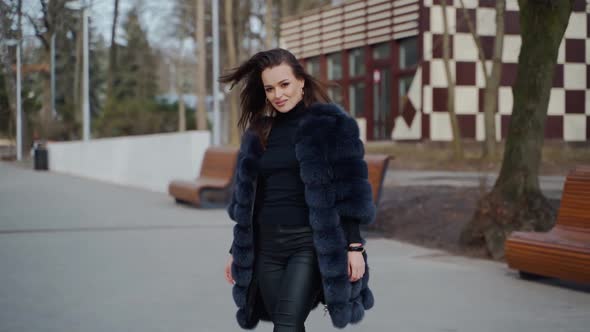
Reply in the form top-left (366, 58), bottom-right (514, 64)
top-left (255, 224), bottom-right (322, 332)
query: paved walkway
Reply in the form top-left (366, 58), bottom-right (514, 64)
top-left (385, 170), bottom-right (565, 199)
top-left (0, 162), bottom-right (587, 332)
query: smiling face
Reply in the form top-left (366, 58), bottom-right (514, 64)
top-left (261, 63), bottom-right (305, 113)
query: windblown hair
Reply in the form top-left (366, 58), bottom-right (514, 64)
top-left (219, 48), bottom-right (331, 145)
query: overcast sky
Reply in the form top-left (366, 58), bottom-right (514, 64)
top-left (19, 0), bottom-right (268, 60)
top-left (22, 0), bottom-right (178, 48)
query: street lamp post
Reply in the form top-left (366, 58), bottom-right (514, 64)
top-left (16, 40), bottom-right (22, 160)
top-left (82, 6), bottom-right (90, 141)
top-left (212, 0), bottom-right (220, 145)
top-left (66, 0), bottom-right (90, 141)
top-left (51, 33), bottom-right (56, 118)
top-left (2, 38), bottom-right (23, 161)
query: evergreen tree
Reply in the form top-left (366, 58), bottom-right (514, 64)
top-left (115, 7), bottom-right (157, 100)
top-left (96, 6), bottom-right (160, 137)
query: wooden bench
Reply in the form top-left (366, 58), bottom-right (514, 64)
top-left (168, 146), bottom-right (239, 208)
top-left (505, 165), bottom-right (590, 284)
top-left (364, 154), bottom-right (391, 205)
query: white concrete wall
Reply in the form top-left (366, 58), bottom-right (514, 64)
top-left (356, 117), bottom-right (367, 144)
top-left (47, 131), bottom-right (211, 193)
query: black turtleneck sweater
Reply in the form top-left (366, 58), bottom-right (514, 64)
top-left (253, 101), bottom-right (361, 244)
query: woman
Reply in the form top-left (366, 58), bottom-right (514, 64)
top-left (221, 48), bottom-right (375, 331)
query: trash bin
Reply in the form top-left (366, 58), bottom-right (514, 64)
top-left (34, 143), bottom-right (48, 171)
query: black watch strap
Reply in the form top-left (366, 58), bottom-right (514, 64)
top-left (347, 246), bottom-right (365, 252)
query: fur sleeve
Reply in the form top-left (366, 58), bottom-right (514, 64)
top-left (331, 115), bottom-right (376, 225)
top-left (226, 129), bottom-right (263, 222)
top-left (226, 152), bottom-right (242, 222)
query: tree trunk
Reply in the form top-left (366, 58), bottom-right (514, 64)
top-left (0, 59), bottom-right (16, 122)
top-left (175, 57), bottom-right (186, 132)
top-left (73, 18), bottom-right (82, 124)
top-left (178, 93), bottom-right (186, 132)
top-left (40, 65), bottom-right (52, 139)
top-left (460, 0), bottom-right (575, 259)
top-left (195, 0), bottom-right (208, 130)
top-left (481, 0), bottom-right (505, 159)
top-left (244, 4), bottom-right (260, 59)
top-left (0, 61), bottom-right (16, 138)
top-left (0, 0), bottom-right (19, 145)
top-left (224, 0), bottom-right (240, 144)
top-left (107, 0), bottom-right (119, 99)
top-left (236, 0), bottom-right (249, 62)
top-left (441, 0), bottom-right (463, 159)
top-left (265, 0), bottom-right (273, 49)
top-left (31, 4), bottom-right (54, 140)
top-left (460, 0), bottom-right (504, 159)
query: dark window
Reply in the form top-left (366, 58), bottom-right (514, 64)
top-left (305, 57), bottom-right (321, 77)
top-left (399, 37), bottom-right (418, 69)
top-left (349, 48), bottom-right (365, 77)
top-left (327, 52), bottom-right (343, 80)
top-left (372, 42), bottom-right (391, 60)
top-left (349, 82), bottom-right (365, 117)
top-left (373, 68), bottom-right (392, 139)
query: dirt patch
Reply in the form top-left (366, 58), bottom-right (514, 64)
top-left (367, 185), bottom-right (561, 259)
top-left (363, 140), bottom-right (579, 259)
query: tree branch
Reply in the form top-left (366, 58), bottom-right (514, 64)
top-left (26, 13), bottom-right (50, 49)
top-left (40, 0), bottom-right (51, 32)
top-left (491, 0), bottom-right (505, 67)
top-left (458, 0), bottom-right (489, 80)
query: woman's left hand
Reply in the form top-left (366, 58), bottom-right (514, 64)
top-left (347, 244), bottom-right (365, 282)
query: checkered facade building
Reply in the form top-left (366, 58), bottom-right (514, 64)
top-left (416, 0), bottom-right (589, 142)
top-left (280, 0), bottom-right (589, 141)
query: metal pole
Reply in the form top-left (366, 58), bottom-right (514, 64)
top-left (15, 0), bottom-right (23, 161)
top-left (212, 0), bottom-right (220, 146)
top-left (82, 7), bottom-right (90, 140)
top-left (16, 42), bottom-right (22, 161)
top-left (50, 33), bottom-right (56, 118)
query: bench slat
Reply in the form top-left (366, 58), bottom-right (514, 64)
top-left (505, 165), bottom-right (590, 284)
top-left (365, 154), bottom-right (391, 205)
top-left (169, 146), bottom-right (239, 207)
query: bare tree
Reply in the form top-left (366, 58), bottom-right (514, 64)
top-left (441, 0), bottom-right (463, 159)
top-left (224, 0), bottom-right (240, 144)
top-left (264, 0), bottom-right (273, 49)
top-left (175, 8), bottom-right (189, 133)
top-left (459, 0), bottom-right (505, 159)
top-left (167, 0), bottom-right (191, 132)
top-left (107, 0), bottom-right (120, 99)
top-left (24, 0), bottom-right (80, 139)
top-left (172, 44), bottom-right (187, 132)
top-left (460, 0), bottom-right (576, 259)
top-left (73, 15), bottom-right (81, 119)
top-left (176, 60), bottom-right (187, 132)
top-left (195, 0), bottom-right (207, 130)
top-left (0, 0), bottom-right (20, 142)
top-left (26, 0), bottom-right (60, 138)
top-left (244, 0), bottom-right (273, 54)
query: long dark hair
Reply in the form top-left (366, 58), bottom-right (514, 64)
top-left (219, 48), bottom-right (331, 145)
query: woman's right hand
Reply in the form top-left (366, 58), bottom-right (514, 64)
top-left (225, 255), bottom-right (235, 285)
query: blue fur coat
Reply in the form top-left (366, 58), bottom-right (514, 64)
top-left (227, 102), bottom-right (376, 329)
